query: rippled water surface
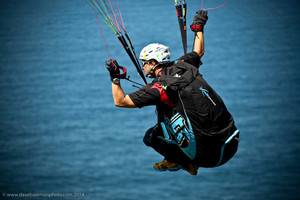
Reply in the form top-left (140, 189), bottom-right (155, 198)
top-left (0, 0), bottom-right (300, 199)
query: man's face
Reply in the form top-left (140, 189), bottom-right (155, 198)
top-left (142, 60), bottom-right (152, 77)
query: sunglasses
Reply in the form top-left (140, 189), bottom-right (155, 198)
top-left (142, 60), bottom-right (150, 66)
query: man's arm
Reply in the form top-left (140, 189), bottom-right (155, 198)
top-left (105, 59), bottom-right (136, 108)
top-left (193, 31), bottom-right (204, 58)
top-left (112, 82), bottom-right (136, 108)
top-left (190, 10), bottom-right (207, 59)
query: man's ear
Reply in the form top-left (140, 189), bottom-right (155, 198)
top-left (150, 59), bottom-right (158, 66)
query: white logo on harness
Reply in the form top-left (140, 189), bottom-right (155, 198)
top-left (199, 87), bottom-right (216, 106)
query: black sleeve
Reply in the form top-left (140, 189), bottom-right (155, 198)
top-left (128, 84), bottom-right (160, 108)
top-left (177, 51), bottom-right (202, 68)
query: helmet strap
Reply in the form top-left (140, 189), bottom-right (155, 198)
top-left (148, 64), bottom-right (159, 78)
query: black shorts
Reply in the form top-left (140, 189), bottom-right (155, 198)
top-left (143, 124), bottom-right (192, 166)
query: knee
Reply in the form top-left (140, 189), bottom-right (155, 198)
top-left (143, 127), bottom-right (154, 147)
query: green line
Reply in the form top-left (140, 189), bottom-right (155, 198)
top-left (94, 0), bottom-right (119, 33)
top-left (86, 0), bottom-right (118, 34)
top-left (99, 0), bottom-right (115, 28)
top-left (92, 0), bottom-right (111, 24)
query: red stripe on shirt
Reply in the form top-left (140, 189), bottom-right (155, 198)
top-left (151, 84), bottom-right (175, 107)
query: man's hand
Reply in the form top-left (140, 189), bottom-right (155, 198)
top-left (190, 10), bottom-right (208, 32)
top-left (105, 59), bottom-right (126, 79)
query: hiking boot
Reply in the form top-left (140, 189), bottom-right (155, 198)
top-left (153, 159), bottom-right (182, 172)
top-left (184, 164), bottom-right (198, 175)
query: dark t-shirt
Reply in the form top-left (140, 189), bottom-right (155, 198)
top-left (129, 51), bottom-right (201, 109)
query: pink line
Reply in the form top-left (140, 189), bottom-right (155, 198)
top-left (108, 0), bottom-right (120, 31)
top-left (101, 0), bottom-right (121, 33)
top-left (91, 0), bottom-right (111, 58)
top-left (116, 0), bottom-right (126, 31)
top-left (206, 2), bottom-right (228, 10)
top-left (108, 0), bottom-right (125, 32)
top-left (94, 0), bottom-right (120, 33)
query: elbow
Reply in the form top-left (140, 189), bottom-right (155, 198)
top-left (114, 100), bottom-right (129, 108)
top-left (199, 50), bottom-right (204, 58)
top-left (113, 96), bottom-right (127, 107)
top-left (114, 100), bottom-right (136, 108)
top-left (194, 48), bottom-right (204, 58)
top-left (199, 46), bottom-right (205, 58)
top-left (113, 95), bottom-right (136, 108)
top-left (114, 101), bottom-right (123, 107)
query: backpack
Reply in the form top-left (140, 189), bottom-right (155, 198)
top-left (154, 60), bottom-right (239, 167)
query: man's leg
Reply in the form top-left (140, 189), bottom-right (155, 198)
top-left (143, 124), bottom-right (192, 172)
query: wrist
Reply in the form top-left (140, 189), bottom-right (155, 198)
top-left (190, 24), bottom-right (204, 32)
top-left (112, 77), bottom-right (120, 85)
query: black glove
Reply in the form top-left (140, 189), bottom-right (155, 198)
top-left (105, 59), bottom-right (127, 79)
top-left (190, 10), bottom-right (208, 32)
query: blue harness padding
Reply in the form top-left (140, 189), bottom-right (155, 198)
top-left (215, 129), bottom-right (240, 167)
top-left (159, 112), bottom-right (197, 160)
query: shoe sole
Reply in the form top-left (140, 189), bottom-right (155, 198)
top-left (182, 167), bottom-right (198, 175)
top-left (153, 166), bottom-right (182, 172)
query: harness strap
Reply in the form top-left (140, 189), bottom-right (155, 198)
top-left (215, 129), bottom-right (240, 167)
top-left (158, 90), bottom-right (197, 160)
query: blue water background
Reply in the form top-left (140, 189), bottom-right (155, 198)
top-left (0, 0), bottom-right (300, 199)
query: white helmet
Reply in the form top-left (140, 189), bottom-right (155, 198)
top-left (139, 43), bottom-right (171, 64)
